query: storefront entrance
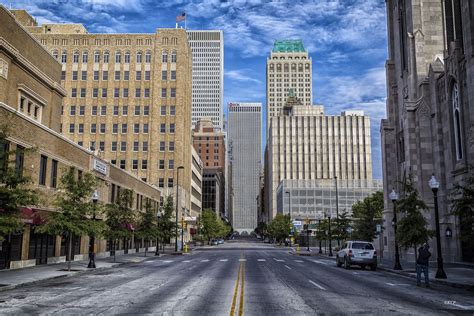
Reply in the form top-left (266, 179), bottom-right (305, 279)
top-left (28, 229), bottom-right (56, 265)
top-left (0, 232), bottom-right (23, 270)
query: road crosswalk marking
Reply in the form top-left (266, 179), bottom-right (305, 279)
top-left (201, 259), bottom-right (210, 262)
top-left (183, 260), bottom-right (191, 263)
top-left (284, 265), bottom-right (292, 270)
top-left (257, 259), bottom-right (266, 262)
top-left (239, 259), bottom-right (247, 262)
top-left (311, 260), bottom-right (328, 265)
top-left (162, 260), bottom-right (173, 263)
top-left (309, 280), bottom-right (326, 290)
top-left (220, 259), bottom-right (228, 262)
top-left (273, 258), bottom-right (285, 262)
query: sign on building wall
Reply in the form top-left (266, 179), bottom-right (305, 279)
top-left (93, 158), bottom-right (108, 175)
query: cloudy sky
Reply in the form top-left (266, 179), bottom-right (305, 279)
top-left (4, 0), bottom-right (388, 179)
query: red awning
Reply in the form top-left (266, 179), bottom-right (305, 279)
top-left (20, 207), bottom-right (45, 225)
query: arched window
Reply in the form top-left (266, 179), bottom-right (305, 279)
top-left (103, 51), bottom-right (109, 63)
top-left (276, 64), bottom-right (281, 71)
top-left (124, 51), bottom-right (130, 63)
top-left (145, 51), bottom-right (151, 63)
top-left (52, 50), bottom-right (58, 60)
top-left (115, 51), bottom-right (121, 63)
top-left (61, 51), bottom-right (67, 63)
top-left (94, 50), bottom-right (100, 63)
top-left (73, 51), bottom-right (79, 63)
top-left (452, 83), bottom-right (463, 160)
top-left (171, 50), bottom-right (177, 63)
top-left (162, 50), bottom-right (168, 63)
top-left (136, 51), bottom-right (142, 63)
top-left (284, 64), bottom-right (289, 72)
top-left (82, 51), bottom-right (88, 63)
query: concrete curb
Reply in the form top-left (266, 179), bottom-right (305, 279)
top-left (289, 251), bottom-right (474, 292)
top-left (0, 253), bottom-right (168, 293)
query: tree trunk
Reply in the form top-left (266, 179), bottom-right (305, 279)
top-left (113, 240), bottom-right (116, 263)
top-left (67, 234), bottom-right (72, 271)
top-left (144, 239), bottom-right (147, 257)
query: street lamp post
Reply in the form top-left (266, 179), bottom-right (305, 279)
top-left (326, 211), bottom-right (333, 257)
top-left (335, 176), bottom-right (340, 247)
top-left (285, 191), bottom-right (292, 247)
top-left (428, 175), bottom-right (447, 279)
top-left (88, 190), bottom-right (99, 269)
top-left (181, 207), bottom-right (186, 252)
top-left (175, 166), bottom-right (184, 252)
top-left (389, 189), bottom-right (402, 270)
top-left (155, 208), bottom-right (162, 256)
top-left (318, 218), bottom-right (322, 254)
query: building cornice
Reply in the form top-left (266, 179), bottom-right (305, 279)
top-left (0, 37), bottom-right (67, 97)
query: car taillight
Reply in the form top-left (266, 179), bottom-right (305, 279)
top-left (348, 250), bottom-right (353, 257)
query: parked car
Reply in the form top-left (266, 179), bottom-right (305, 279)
top-left (336, 241), bottom-right (377, 270)
top-left (210, 239), bottom-right (219, 246)
top-left (217, 238), bottom-right (224, 244)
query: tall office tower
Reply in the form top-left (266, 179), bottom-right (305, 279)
top-left (266, 39), bottom-right (312, 129)
top-left (228, 103), bottom-right (261, 234)
top-left (187, 30), bottom-right (224, 129)
top-left (266, 93), bottom-right (373, 219)
top-left (15, 10), bottom-right (196, 220)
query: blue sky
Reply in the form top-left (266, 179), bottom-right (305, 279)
top-left (4, 0), bottom-right (388, 179)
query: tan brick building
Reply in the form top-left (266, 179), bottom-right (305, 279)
top-left (0, 6), bottom-right (162, 269)
top-left (10, 9), bottom-right (194, 216)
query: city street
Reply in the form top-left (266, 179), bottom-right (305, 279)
top-left (0, 239), bottom-right (473, 315)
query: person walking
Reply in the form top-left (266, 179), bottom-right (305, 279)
top-left (416, 243), bottom-right (431, 287)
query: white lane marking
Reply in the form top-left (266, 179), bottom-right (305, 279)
top-left (311, 260), bottom-right (328, 265)
top-left (309, 280), bottom-right (326, 290)
top-left (162, 260), bottom-right (173, 263)
top-left (183, 260), bottom-right (191, 263)
top-left (220, 259), bottom-right (228, 262)
top-left (294, 260), bottom-right (304, 263)
top-left (257, 259), bottom-right (266, 262)
top-left (284, 265), bottom-right (292, 270)
top-left (450, 303), bottom-right (474, 310)
top-left (201, 259), bottom-right (210, 262)
top-left (273, 258), bottom-right (285, 262)
top-left (385, 283), bottom-right (410, 286)
top-left (352, 272), bottom-right (360, 275)
top-left (239, 259), bottom-right (247, 262)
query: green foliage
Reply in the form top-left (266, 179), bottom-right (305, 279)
top-left (0, 127), bottom-right (39, 242)
top-left (37, 167), bottom-right (103, 237)
top-left (267, 214), bottom-right (292, 243)
top-left (396, 174), bottom-right (433, 250)
top-left (200, 209), bottom-right (220, 241)
top-left (157, 195), bottom-right (177, 244)
top-left (352, 191), bottom-right (384, 241)
top-left (135, 200), bottom-right (158, 242)
top-left (105, 189), bottom-right (136, 242)
top-left (255, 221), bottom-right (267, 238)
top-left (333, 210), bottom-right (351, 242)
top-left (450, 173), bottom-right (474, 242)
top-left (316, 219), bottom-right (329, 241)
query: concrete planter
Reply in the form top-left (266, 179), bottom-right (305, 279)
top-left (115, 250), bottom-right (124, 256)
top-left (47, 256), bottom-right (66, 264)
top-left (139, 248), bottom-right (146, 253)
top-left (73, 254), bottom-right (87, 261)
top-left (10, 259), bottom-right (36, 270)
top-left (96, 251), bottom-right (110, 258)
top-left (148, 246), bottom-right (156, 252)
top-left (127, 249), bottom-right (136, 254)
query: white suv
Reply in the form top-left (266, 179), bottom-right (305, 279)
top-left (336, 241), bottom-right (377, 270)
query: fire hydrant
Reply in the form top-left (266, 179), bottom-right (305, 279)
top-left (184, 244), bottom-right (188, 253)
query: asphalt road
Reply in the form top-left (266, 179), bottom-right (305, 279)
top-left (0, 239), bottom-right (473, 315)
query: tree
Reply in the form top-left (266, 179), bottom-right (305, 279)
top-left (37, 167), bottom-right (103, 270)
top-left (352, 191), bottom-right (384, 241)
top-left (135, 200), bottom-right (157, 257)
top-left (157, 195), bottom-right (177, 251)
top-left (105, 189), bottom-right (136, 262)
top-left (201, 209), bottom-right (220, 243)
top-left (255, 221), bottom-right (267, 238)
top-left (267, 214), bottom-right (292, 244)
top-left (217, 216), bottom-right (231, 238)
top-left (450, 173), bottom-right (474, 250)
top-left (333, 210), bottom-right (351, 243)
top-left (0, 127), bottom-right (39, 268)
top-left (396, 174), bottom-right (433, 256)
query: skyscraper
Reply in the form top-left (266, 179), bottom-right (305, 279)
top-left (266, 39), bottom-right (312, 129)
top-left (187, 30), bottom-right (224, 129)
top-left (228, 103), bottom-right (262, 234)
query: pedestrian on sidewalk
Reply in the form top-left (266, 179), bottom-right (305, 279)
top-left (416, 243), bottom-right (431, 287)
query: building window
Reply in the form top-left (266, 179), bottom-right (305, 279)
top-left (144, 88), bottom-right (150, 98)
top-left (70, 105), bottom-right (76, 116)
top-left (114, 88), bottom-right (120, 98)
top-left (143, 105), bottom-right (149, 115)
top-left (73, 51), bottom-right (79, 63)
top-left (78, 124), bottom-right (84, 134)
top-left (145, 71), bottom-right (150, 81)
top-left (159, 160), bottom-right (165, 169)
top-left (111, 141), bottom-right (117, 152)
top-left (168, 159), bottom-right (174, 170)
top-left (122, 105), bottom-right (128, 115)
top-left (134, 106), bottom-right (141, 115)
top-left (90, 123), bottom-right (97, 133)
top-left (100, 123), bottom-right (106, 134)
top-left (161, 106), bottom-right (166, 115)
top-left (160, 123), bottom-right (166, 133)
top-left (115, 71), bottom-right (120, 80)
top-left (101, 106), bottom-right (107, 115)
top-left (159, 141), bottom-right (165, 152)
top-left (170, 106), bottom-right (176, 115)
top-left (162, 70), bottom-right (167, 80)
top-left (89, 141), bottom-right (96, 151)
top-left (123, 88), bottom-right (129, 98)
top-left (134, 123), bottom-right (140, 133)
top-left (71, 88), bottom-right (77, 98)
top-left (61, 71), bottom-right (66, 81)
top-left (81, 71), bottom-right (87, 81)
top-left (145, 51), bottom-right (151, 63)
top-left (99, 141), bottom-right (105, 151)
top-left (82, 51), bottom-right (88, 63)
top-left (80, 88), bottom-right (86, 98)
top-left (452, 83), bottom-right (463, 160)
top-left (169, 123), bottom-right (175, 133)
top-left (136, 51), bottom-right (142, 63)
top-left (104, 51), bottom-right (109, 63)
top-left (102, 88), bottom-right (107, 98)
top-left (142, 160), bottom-right (148, 170)
top-left (39, 155), bottom-right (47, 186)
top-left (120, 160), bottom-right (126, 169)
top-left (158, 178), bottom-right (164, 188)
top-left (50, 159), bottom-right (58, 188)
top-left (115, 51), bottom-right (121, 63)
top-left (72, 71), bottom-right (78, 80)
top-left (142, 141), bottom-right (148, 152)
top-left (136, 71), bottom-right (142, 80)
top-left (112, 123), bottom-right (118, 134)
top-left (69, 124), bottom-right (75, 133)
top-left (135, 88), bottom-right (141, 98)
top-left (79, 106), bottom-right (85, 116)
top-left (132, 159), bottom-right (138, 170)
top-left (93, 71), bottom-right (99, 81)
top-left (103, 70), bottom-right (109, 80)
top-left (113, 106), bottom-right (119, 115)
top-left (143, 123), bottom-right (149, 133)
top-left (121, 123), bottom-right (128, 133)
top-left (120, 141), bottom-right (127, 152)
top-left (94, 51), bottom-right (100, 63)
top-left (162, 50), bottom-right (168, 63)
top-left (171, 70), bottom-right (176, 80)
top-left (171, 50), bottom-right (177, 63)
top-left (111, 159), bottom-right (116, 165)
top-left (167, 178), bottom-right (174, 188)
top-left (14, 145), bottom-right (24, 177)
top-left (170, 88), bottom-right (176, 98)
top-left (61, 51), bottom-right (67, 63)
top-left (92, 88), bottom-right (98, 98)
top-left (124, 52), bottom-right (130, 63)
top-left (169, 141), bottom-right (174, 152)
top-left (161, 88), bottom-right (166, 98)
top-left (133, 141), bottom-right (139, 152)
top-left (124, 71), bottom-right (129, 81)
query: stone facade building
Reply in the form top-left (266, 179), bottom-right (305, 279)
top-left (0, 6), bottom-right (161, 270)
top-left (10, 10), bottom-right (194, 218)
top-left (266, 40), bottom-right (312, 129)
top-left (265, 93), bottom-right (373, 220)
top-left (187, 31), bottom-right (224, 129)
top-left (228, 103), bottom-right (261, 234)
top-left (381, 0), bottom-right (474, 262)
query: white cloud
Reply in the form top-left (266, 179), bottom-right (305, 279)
top-left (225, 69), bottom-right (261, 83)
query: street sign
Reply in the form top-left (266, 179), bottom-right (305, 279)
top-left (293, 220), bottom-right (302, 226)
top-left (376, 224), bottom-right (381, 233)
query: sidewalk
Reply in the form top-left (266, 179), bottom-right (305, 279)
top-left (0, 247), bottom-right (175, 292)
top-left (289, 246), bottom-right (474, 291)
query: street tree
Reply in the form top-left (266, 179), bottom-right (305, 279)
top-left (333, 210), bottom-right (351, 243)
top-left (0, 126), bottom-right (39, 264)
top-left (396, 174), bottom-right (433, 257)
top-left (352, 191), bottom-right (384, 241)
top-left (201, 209), bottom-right (220, 243)
top-left (255, 221), bottom-right (267, 239)
top-left (37, 167), bottom-right (104, 270)
top-left (450, 172), bottom-right (474, 245)
top-left (105, 189), bottom-right (136, 262)
top-left (157, 195), bottom-right (177, 252)
top-left (135, 200), bottom-right (158, 257)
top-left (267, 214), bottom-right (292, 244)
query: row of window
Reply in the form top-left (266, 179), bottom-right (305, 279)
top-left (76, 139), bottom-right (175, 153)
top-left (18, 95), bottom-right (42, 122)
top-left (64, 105), bottom-right (176, 116)
top-left (69, 122), bottom-right (175, 134)
top-left (53, 50), bottom-right (178, 64)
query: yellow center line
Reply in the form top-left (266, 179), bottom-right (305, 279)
top-left (238, 261), bottom-right (245, 316)
top-left (230, 262), bottom-right (242, 315)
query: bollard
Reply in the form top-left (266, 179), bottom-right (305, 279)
top-left (184, 244), bottom-right (188, 253)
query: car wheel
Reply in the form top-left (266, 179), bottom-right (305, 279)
top-left (344, 257), bottom-right (350, 269)
top-left (370, 264), bottom-right (377, 271)
top-left (360, 264), bottom-right (366, 270)
top-left (336, 256), bottom-right (342, 267)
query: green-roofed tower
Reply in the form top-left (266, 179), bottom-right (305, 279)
top-left (266, 39), bottom-right (312, 129)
